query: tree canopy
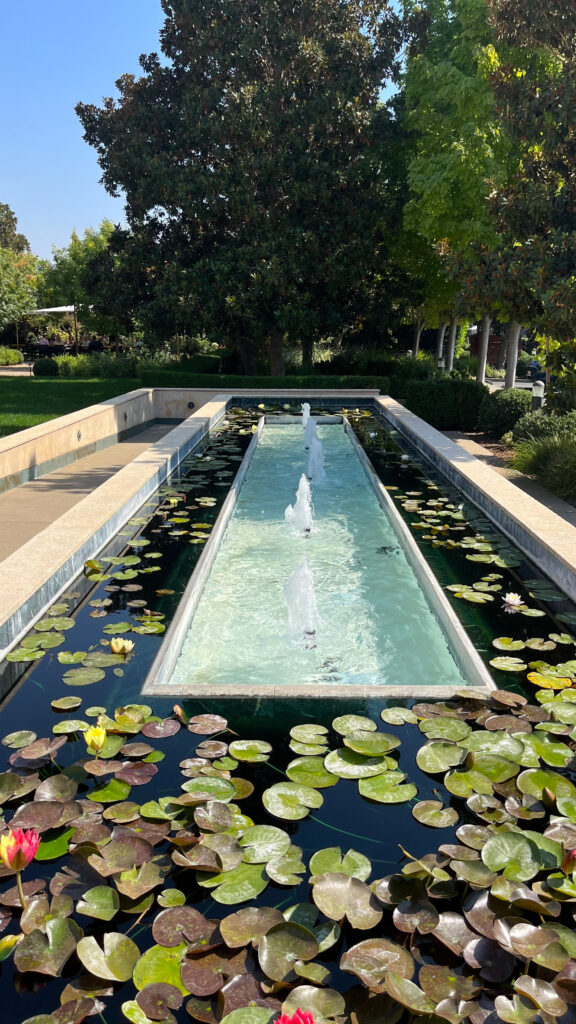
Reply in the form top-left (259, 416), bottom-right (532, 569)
top-left (77, 0), bottom-right (405, 372)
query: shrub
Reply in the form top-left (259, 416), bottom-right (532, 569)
top-left (513, 435), bottom-right (576, 503)
top-left (403, 378), bottom-right (488, 431)
top-left (139, 368), bottom-right (389, 391)
top-left (55, 354), bottom-right (94, 377)
top-left (33, 357), bottom-right (59, 377)
top-left (477, 387), bottom-right (532, 438)
top-left (0, 346), bottom-right (24, 365)
top-left (507, 408), bottom-right (576, 445)
top-left (180, 353), bottom-right (222, 374)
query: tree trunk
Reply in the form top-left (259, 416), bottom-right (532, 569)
top-left (504, 321), bottom-right (521, 389)
top-left (233, 328), bottom-right (257, 374)
top-left (301, 337), bottom-right (314, 371)
top-left (445, 315), bottom-right (459, 373)
top-left (269, 325), bottom-right (285, 376)
top-left (412, 318), bottom-right (425, 359)
top-left (476, 312), bottom-right (491, 385)
top-left (436, 319), bottom-right (448, 363)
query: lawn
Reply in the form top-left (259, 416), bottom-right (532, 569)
top-left (0, 378), bottom-right (140, 438)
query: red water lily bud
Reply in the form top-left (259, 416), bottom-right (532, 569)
top-left (562, 848), bottom-right (576, 874)
top-left (0, 828), bottom-right (40, 871)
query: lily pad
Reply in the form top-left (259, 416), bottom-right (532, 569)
top-left (312, 872), bottom-right (382, 929)
top-left (310, 847), bottom-right (372, 881)
top-left (412, 801), bottom-right (459, 828)
top-left (285, 757), bottom-right (338, 789)
top-left (482, 833), bottom-right (542, 881)
top-left (262, 782), bottom-right (323, 820)
top-left (324, 748), bottom-right (393, 779)
top-left (280, 987), bottom-right (345, 1022)
top-left (341, 938), bottom-right (414, 993)
top-left (258, 921), bottom-right (319, 982)
top-left (228, 740), bottom-right (271, 763)
top-left (489, 656), bottom-right (528, 672)
top-left (14, 918), bottom-right (83, 976)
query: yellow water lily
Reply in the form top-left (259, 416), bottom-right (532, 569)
top-left (84, 725), bottom-right (107, 754)
top-left (109, 637), bottom-right (135, 655)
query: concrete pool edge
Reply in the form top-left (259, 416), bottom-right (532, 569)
top-left (0, 398), bottom-right (230, 660)
top-left (378, 397), bottom-right (576, 605)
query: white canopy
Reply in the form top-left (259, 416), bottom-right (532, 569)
top-left (30, 306), bottom-right (76, 314)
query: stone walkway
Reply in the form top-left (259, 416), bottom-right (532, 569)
top-left (444, 431), bottom-right (576, 528)
top-left (0, 423), bottom-right (172, 563)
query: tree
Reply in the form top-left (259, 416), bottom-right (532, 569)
top-left (401, 0), bottom-right (515, 381)
top-left (76, 0), bottom-right (404, 374)
top-left (0, 249), bottom-right (37, 330)
top-left (36, 222), bottom-right (118, 333)
top-left (487, 2), bottom-right (576, 354)
top-left (0, 203), bottom-right (30, 253)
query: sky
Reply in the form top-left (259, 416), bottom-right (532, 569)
top-left (0, 0), bottom-right (165, 260)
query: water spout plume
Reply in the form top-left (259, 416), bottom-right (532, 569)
top-left (301, 402), bottom-right (311, 429)
top-left (284, 556), bottom-right (318, 648)
top-left (304, 416), bottom-right (317, 450)
top-left (285, 473), bottom-right (314, 535)
top-left (307, 436), bottom-right (326, 483)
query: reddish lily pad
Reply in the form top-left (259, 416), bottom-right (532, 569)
top-left (141, 718), bottom-right (181, 739)
top-left (258, 922), bottom-right (319, 983)
top-left (14, 918), bottom-right (82, 977)
top-left (220, 907), bottom-right (284, 948)
top-left (341, 938), bottom-right (414, 992)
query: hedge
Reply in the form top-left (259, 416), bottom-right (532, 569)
top-left (403, 378), bottom-right (489, 431)
top-left (139, 369), bottom-right (390, 392)
top-left (477, 387), bottom-right (532, 439)
top-left (0, 347), bottom-right (24, 365)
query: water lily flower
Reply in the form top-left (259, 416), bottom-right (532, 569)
top-left (109, 637), bottom-right (135, 655)
top-left (84, 725), bottom-right (107, 755)
top-left (401, 454), bottom-right (410, 462)
top-left (502, 592), bottom-right (524, 613)
top-left (0, 828), bottom-right (40, 911)
top-left (562, 848), bottom-right (576, 874)
top-left (275, 1012), bottom-right (315, 1024)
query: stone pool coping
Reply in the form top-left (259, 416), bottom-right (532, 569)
top-left (379, 397), bottom-right (576, 604)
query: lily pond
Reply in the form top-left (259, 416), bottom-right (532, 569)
top-left (1, 405), bottom-right (576, 1024)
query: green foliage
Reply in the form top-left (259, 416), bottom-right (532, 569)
top-left (403, 377), bottom-right (488, 429)
top-left (0, 202), bottom-right (29, 253)
top-left (32, 357), bottom-right (59, 377)
top-left (36, 222), bottom-right (119, 335)
top-left (0, 249), bottom-right (38, 329)
top-left (320, 351), bottom-right (435, 379)
top-left (76, 0), bottom-right (405, 373)
top-left (508, 409), bottom-right (576, 445)
top-left (0, 346), bottom-right (23, 365)
top-left (513, 434), bottom-right (576, 503)
top-left (138, 369), bottom-right (390, 392)
top-left (477, 387), bottom-right (532, 438)
top-left (54, 354), bottom-right (139, 379)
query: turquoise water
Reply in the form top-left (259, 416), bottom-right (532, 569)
top-left (170, 423), bottom-right (468, 689)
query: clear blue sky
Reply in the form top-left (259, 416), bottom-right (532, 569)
top-left (0, 0), bottom-right (165, 260)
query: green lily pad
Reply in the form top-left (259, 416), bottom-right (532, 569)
top-left (416, 741), bottom-right (465, 773)
top-left (51, 696), bottom-right (82, 711)
top-left (14, 918), bottom-right (82, 977)
top-left (380, 707), bottom-right (418, 725)
top-left (344, 730), bottom-right (401, 756)
top-left (266, 845), bottom-right (306, 886)
top-left (358, 775), bottom-right (417, 804)
top-left (34, 616), bottom-right (75, 632)
top-left (285, 756), bottom-right (339, 789)
top-left (412, 801), bottom-right (459, 828)
top-left (5, 648), bottom-right (45, 663)
top-left (219, 907), bottom-right (284, 948)
top-left (77, 886), bottom-right (120, 921)
top-left (280, 987), bottom-right (345, 1022)
top-left (133, 941), bottom-right (189, 995)
top-left (52, 719), bottom-right (88, 735)
top-left (324, 748), bottom-right (393, 779)
top-left (2, 730), bottom-right (37, 748)
top-left (332, 714), bottom-right (377, 734)
top-left (290, 724), bottom-right (329, 743)
top-left (309, 847), bottom-right (371, 881)
top-left (62, 667), bottom-right (106, 687)
top-left (228, 740), bottom-right (272, 762)
top-left (88, 778), bottom-right (132, 803)
top-left (197, 863), bottom-right (268, 905)
top-left (489, 656), bottom-right (528, 672)
top-left (419, 717), bottom-right (471, 741)
top-left (181, 777), bottom-right (236, 803)
top-left (482, 833), bottom-right (542, 881)
top-left (311, 872), bottom-right (382, 929)
top-left (262, 782), bottom-right (323, 820)
top-left (384, 973), bottom-right (436, 1014)
top-left (220, 1010), bottom-right (276, 1024)
top-left (239, 826), bottom-right (291, 863)
top-left (258, 921), bottom-right (319, 982)
top-left (492, 638), bottom-right (526, 652)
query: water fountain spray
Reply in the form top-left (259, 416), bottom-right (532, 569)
top-left (284, 556), bottom-right (318, 649)
top-left (304, 415), bottom-right (317, 451)
top-left (307, 435), bottom-right (326, 483)
top-left (285, 473), bottom-right (314, 535)
top-left (301, 402), bottom-right (311, 429)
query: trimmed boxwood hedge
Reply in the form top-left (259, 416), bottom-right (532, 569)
top-left (477, 387), bottom-right (532, 439)
top-left (403, 378), bottom-right (489, 431)
top-left (139, 369), bottom-right (390, 392)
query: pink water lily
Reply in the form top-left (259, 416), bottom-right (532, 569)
top-left (275, 1012), bottom-right (315, 1024)
top-left (0, 828), bottom-right (40, 911)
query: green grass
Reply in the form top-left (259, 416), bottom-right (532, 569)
top-left (0, 378), bottom-right (140, 438)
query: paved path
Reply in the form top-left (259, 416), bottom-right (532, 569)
top-left (0, 423), bottom-right (172, 563)
top-left (0, 364), bottom-right (33, 377)
top-left (444, 431), bottom-right (576, 528)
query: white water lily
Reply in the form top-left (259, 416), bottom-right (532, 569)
top-left (502, 592), bottom-right (524, 613)
top-left (401, 454), bottom-right (410, 462)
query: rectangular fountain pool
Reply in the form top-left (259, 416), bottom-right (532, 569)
top-left (144, 419), bottom-right (492, 697)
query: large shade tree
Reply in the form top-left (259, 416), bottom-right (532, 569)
top-left (76, 0), bottom-right (404, 374)
top-left (487, 2), bottom-right (576, 382)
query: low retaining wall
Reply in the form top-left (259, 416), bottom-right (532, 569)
top-left (0, 398), bottom-right (229, 660)
top-left (378, 397), bottom-right (576, 605)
